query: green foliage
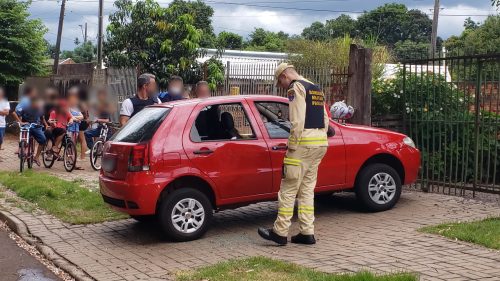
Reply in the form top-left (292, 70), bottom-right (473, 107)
top-left (445, 15), bottom-right (500, 56)
top-left (177, 256), bottom-right (417, 281)
top-left (0, 0), bottom-right (48, 85)
top-left (286, 35), bottom-right (392, 81)
top-left (61, 41), bottom-right (96, 63)
top-left (393, 40), bottom-right (429, 61)
top-left (105, 0), bottom-right (205, 86)
top-left (421, 217), bottom-right (500, 250)
top-left (205, 57), bottom-right (224, 91)
top-left (217, 31), bottom-right (243, 49)
top-left (245, 28), bottom-right (289, 52)
top-left (0, 171), bottom-right (127, 224)
top-left (325, 14), bottom-right (357, 39)
top-left (356, 3), bottom-right (431, 47)
top-left (301, 21), bottom-right (328, 41)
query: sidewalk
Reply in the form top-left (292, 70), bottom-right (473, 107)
top-left (1, 189), bottom-right (499, 281)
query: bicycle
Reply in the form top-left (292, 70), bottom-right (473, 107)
top-left (12, 122), bottom-right (40, 173)
top-left (42, 124), bottom-right (77, 172)
top-left (90, 122), bottom-right (117, 170)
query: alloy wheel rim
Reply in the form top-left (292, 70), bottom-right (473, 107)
top-left (368, 172), bottom-right (396, 204)
top-left (171, 198), bottom-right (205, 234)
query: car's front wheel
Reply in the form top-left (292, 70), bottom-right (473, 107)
top-left (158, 188), bottom-right (213, 242)
top-left (355, 163), bottom-right (402, 212)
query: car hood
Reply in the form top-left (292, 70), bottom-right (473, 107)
top-left (340, 123), bottom-right (407, 138)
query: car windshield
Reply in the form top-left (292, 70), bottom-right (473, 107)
top-left (110, 107), bottom-right (170, 143)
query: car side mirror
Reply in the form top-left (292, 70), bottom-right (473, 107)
top-left (327, 126), bottom-right (335, 137)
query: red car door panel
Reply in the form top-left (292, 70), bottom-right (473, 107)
top-left (183, 101), bottom-right (273, 200)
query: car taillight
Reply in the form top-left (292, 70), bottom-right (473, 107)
top-left (128, 143), bottom-right (150, 172)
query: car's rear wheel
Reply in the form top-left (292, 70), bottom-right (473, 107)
top-left (158, 188), bottom-right (213, 242)
top-left (355, 163), bottom-right (401, 212)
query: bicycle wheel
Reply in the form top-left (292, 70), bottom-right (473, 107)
top-left (42, 145), bottom-right (56, 168)
top-left (63, 139), bottom-right (77, 172)
top-left (19, 141), bottom-right (26, 173)
top-left (27, 140), bottom-right (34, 169)
top-left (90, 140), bottom-right (104, 171)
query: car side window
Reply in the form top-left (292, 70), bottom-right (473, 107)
top-left (190, 103), bottom-right (256, 142)
top-left (255, 102), bottom-right (291, 139)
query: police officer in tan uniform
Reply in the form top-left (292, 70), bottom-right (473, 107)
top-left (258, 63), bottom-right (329, 245)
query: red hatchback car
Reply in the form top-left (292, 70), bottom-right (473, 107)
top-left (100, 95), bottom-right (420, 241)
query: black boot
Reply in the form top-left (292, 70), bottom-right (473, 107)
top-left (291, 233), bottom-right (316, 245)
top-left (257, 228), bottom-right (287, 246)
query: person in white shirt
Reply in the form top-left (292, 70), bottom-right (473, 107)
top-left (120, 74), bottom-right (160, 126)
top-left (0, 87), bottom-right (11, 156)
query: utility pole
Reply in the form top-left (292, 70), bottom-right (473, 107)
top-left (429, 0), bottom-right (440, 57)
top-left (84, 22), bottom-right (88, 43)
top-left (97, 0), bottom-right (104, 69)
top-left (53, 0), bottom-right (67, 74)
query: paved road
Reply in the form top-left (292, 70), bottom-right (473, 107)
top-left (0, 228), bottom-right (59, 281)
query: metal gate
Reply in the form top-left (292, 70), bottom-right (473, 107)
top-left (402, 53), bottom-right (500, 196)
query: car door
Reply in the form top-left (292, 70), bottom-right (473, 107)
top-left (183, 100), bottom-right (273, 201)
top-left (250, 100), bottom-right (346, 193)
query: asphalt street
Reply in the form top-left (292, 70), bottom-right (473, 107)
top-left (0, 227), bottom-right (59, 281)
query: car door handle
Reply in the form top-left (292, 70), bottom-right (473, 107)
top-left (272, 144), bottom-right (288, 150)
top-left (194, 149), bottom-right (214, 155)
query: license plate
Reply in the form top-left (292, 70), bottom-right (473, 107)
top-left (102, 157), bottom-right (116, 172)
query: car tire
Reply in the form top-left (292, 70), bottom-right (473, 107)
top-left (355, 163), bottom-right (402, 212)
top-left (158, 188), bottom-right (213, 242)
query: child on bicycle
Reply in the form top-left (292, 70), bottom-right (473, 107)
top-left (84, 88), bottom-right (113, 150)
top-left (66, 87), bottom-right (87, 163)
top-left (12, 86), bottom-right (46, 166)
top-left (47, 99), bottom-right (74, 155)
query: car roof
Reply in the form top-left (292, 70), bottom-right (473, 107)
top-left (152, 95), bottom-right (288, 108)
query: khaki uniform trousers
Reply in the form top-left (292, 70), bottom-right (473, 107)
top-left (273, 145), bottom-right (328, 237)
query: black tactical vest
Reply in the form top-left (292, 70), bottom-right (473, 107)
top-left (130, 96), bottom-right (157, 117)
top-left (290, 80), bottom-right (325, 129)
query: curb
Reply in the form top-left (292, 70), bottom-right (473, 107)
top-left (0, 209), bottom-right (95, 281)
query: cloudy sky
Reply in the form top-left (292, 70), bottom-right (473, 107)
top-left (28, 0), bottom-right (498, 50)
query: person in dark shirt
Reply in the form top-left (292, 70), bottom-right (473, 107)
top-left (158, 75), bottom-right (184, 102)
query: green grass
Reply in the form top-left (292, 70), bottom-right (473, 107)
top-left (0, 171), bottom-right (128, 224)
top-left (421, 217), bottom-right (500, 250)
top-left (177, 257), bottom-right (417, 281)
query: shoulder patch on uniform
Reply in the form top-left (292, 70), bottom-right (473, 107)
top-left (287, 89), bottom-right (295, 101)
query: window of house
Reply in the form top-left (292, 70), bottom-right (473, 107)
top-left (190, 103), bottom-right (256, 142)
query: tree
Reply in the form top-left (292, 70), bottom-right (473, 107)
top-left (464, 17), bottom-right (479, 30)
top-left (105, 0), bottom-right (203, 86)
top-left (217, 31), bottom-right (243, 49)
top-left (445, 15), bottom-right (500, 56)
top-left (0, 0), bottom-right (48, 85)
top-left (393, 40), bottom-right (429, 60)
top-left (356, 3), bottom-right (432, 47)
top-left (70, 41), bottom-right (96, 63)
top-left (301, 21), bottom-right (327, 41)
top-left (492, 0), bottom-right (499, 9)
top-left (245, 28), bottom-right (288, 52)
top-left (167, 0), bottom-right (216, 48)
top-left (44, 40), bottom-right (57, 59)
top-left (325, 14), bottom-right (357, 38)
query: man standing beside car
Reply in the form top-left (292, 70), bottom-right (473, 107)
top-left (258, 63), bottom-right (329, 246)
top-left (120, 74), bottom-right (160, 126)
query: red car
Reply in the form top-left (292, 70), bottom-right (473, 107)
top-left (100, 95), bottom-right (420, 241)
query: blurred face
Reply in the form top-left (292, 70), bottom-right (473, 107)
top-left (196, 84), bottom-right (211, 98)
top-left (277, 72), bottom-right (293, 90)
top-left (168, 80), bottom-right (183, 96)
top-left (147, 78), bottom-right (157, 96)
top-left (45, 88), bottom-right (58, 104)
top-left (67, 92), bottom-right (79, 107)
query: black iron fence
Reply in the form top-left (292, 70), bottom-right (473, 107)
top-left (402, 53), bottom-right (500, 195)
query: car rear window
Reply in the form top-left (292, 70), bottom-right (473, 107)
top-left (110, 107), bottom-right (171, 143)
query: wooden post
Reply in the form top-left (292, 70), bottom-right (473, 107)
top-left (346, 44), bottom-right (372, 126)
